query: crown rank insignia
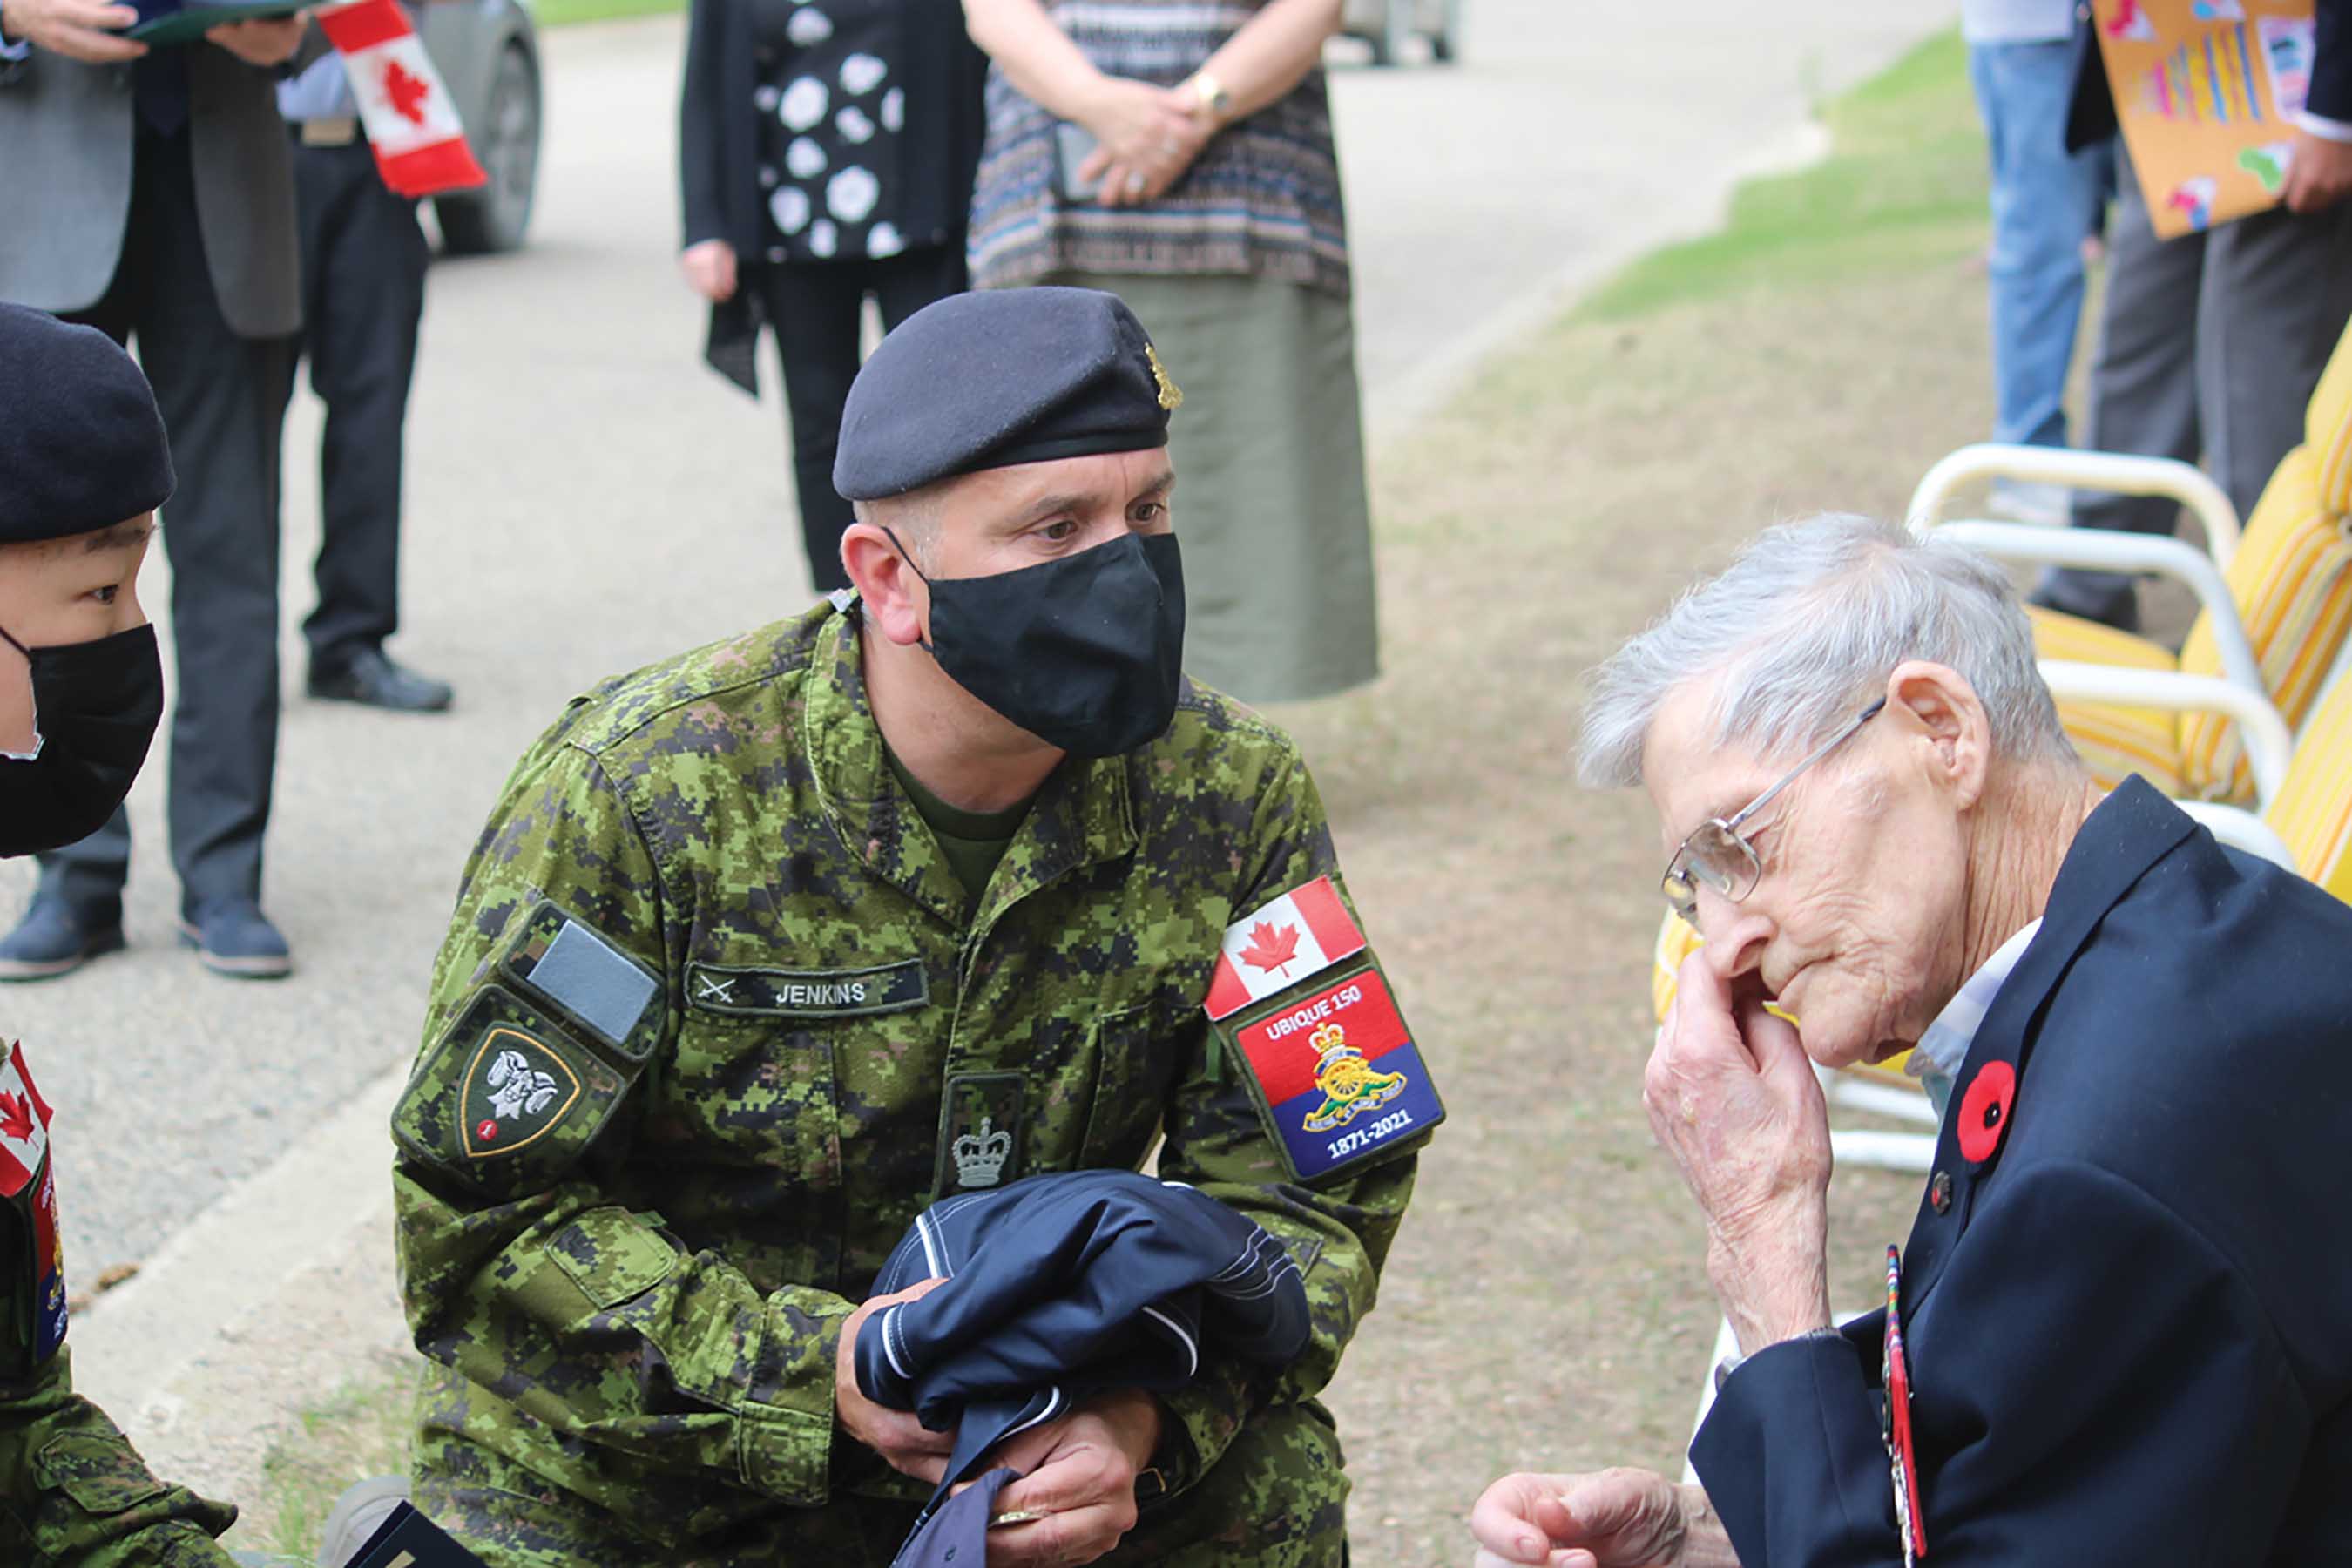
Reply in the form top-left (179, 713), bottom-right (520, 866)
top-left (953, 1116), bottom-right (1013, 1187)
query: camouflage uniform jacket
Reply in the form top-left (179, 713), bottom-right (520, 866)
top-left (0, 1352), bottom-right (239, 1565)
top-left (392, 600), bottom-right (1419, 1547)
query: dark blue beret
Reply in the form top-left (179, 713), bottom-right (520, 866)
top-left (0, 303), bottom-right (174, 545)
top-left (834, 287), bottom-right (1179, 501)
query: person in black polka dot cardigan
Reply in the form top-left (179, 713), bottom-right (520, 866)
top-left (679, 0), bottom-right (986, 591)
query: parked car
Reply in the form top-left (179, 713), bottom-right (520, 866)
top-left (417, 0), bottom-right (544, 253)
top-left (1339, 0), bottom-right (1462, 64)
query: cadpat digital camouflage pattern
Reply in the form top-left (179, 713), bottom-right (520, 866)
top-left (393, 601), bottom-right (1425, 1565)
top-left (0, 1047), bottom-right (239, 1565)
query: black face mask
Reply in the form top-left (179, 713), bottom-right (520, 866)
top-left (0, 624), bottom-right (165, 857)
top-left (890, 531), bottom-right (1186, 758)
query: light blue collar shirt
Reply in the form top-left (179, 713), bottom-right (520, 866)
top-left (1907, 918), bottom-right (2042, 1119)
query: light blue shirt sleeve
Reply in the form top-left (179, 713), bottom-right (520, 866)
top-left (276, 45), bottom-right (356, 121)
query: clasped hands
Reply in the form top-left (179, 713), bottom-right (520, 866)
top-left (3, 0), bottom-right (302, 67)
top-left (835, 1277), bottom-right (1164, 1568)
top-left (1072, 75), bottom-right (1211, 208)
top-left (1470, 955), bottom-right (1836, 1567)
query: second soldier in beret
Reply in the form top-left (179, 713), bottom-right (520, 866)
top-left (390, 287), bottom-right (1436, 1565)
top-left (0, 302), bottom-right (247, 1565)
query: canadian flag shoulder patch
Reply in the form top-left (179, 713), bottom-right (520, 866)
top-left (0, 1042), bottom-right (55, 1200)
top-left (1202, 876), bottom-right (1366, 1021)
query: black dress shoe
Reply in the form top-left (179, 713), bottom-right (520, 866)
top-left (0, 897), bottom-right (125, 982)
top-left (308, 647), bottom-right (455, 713)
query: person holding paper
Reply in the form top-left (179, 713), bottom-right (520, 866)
top-left (2033, 0), bottom-right (2352, 633)
top-left (0, 0), bottom-right (307, 980)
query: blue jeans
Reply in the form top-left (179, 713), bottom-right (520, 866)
top-left (1969, 39), bottom-right (2116, 449)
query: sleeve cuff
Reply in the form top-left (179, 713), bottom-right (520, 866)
top-left (738, 1288), bottom-right (857, 1505)
top-left (0, 36), bottom-right (31, 61)
top-left (1152, 1359), bottom-right (1262, 1500)
top-left (2296, 110), bottom-right (2352, 142)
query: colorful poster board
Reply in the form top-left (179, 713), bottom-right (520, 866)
top-left (2092, 0), bottom-right (2316, 237)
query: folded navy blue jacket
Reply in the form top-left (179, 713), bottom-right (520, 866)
top-left (854, 1171), bottom-right (1310, 1559)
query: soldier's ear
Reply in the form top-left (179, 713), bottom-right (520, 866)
top-left (841, 520), bottom-right (929, 648)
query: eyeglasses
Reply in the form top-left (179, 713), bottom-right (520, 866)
top-left (1660, 699), bottom-right (1887, 929)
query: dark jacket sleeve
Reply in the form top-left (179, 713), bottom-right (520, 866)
top-left (2313, 0), bottom-right (2351, 122)
top-left (677, 0), bottom-right (730, 250)
top-left (0, 1351), bottom-right (240, 1565)
top-left (1691, 1160), bottom-right (2306, 1566)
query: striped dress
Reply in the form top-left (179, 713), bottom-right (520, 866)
top-left (965, 0), bottom-right (1353, 298)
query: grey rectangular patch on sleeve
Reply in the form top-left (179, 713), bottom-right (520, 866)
top-left (531, 921), bottom-right (660, 1049)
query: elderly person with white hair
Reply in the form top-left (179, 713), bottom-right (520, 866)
top-left (1471, 513), bottom-right (2352, 1567)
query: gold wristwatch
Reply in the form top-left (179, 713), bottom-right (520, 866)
top-left (1188, 71), bottom-right (1233, 125)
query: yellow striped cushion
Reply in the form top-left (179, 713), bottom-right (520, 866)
top-left (1652, 911), bottom-right (1702, 1024)
top-left (2267, 672), bottom-right (2352, 904)
top-left (2178, 446), bottom-right (2352, 801)
top-left (2308, 319), bottom-right (2352, 515)
top-left (2029, 605), bottom-right (2190, 797)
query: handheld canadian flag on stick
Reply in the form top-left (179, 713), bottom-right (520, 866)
top-left (316, 0), bottom-right (489, 199)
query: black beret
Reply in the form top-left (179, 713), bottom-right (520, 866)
top-left (834, 287), bottom-right (1179, 501)
top-left (0, 302), bottom-right (174, 545)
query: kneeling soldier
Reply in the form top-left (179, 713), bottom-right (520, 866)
top-left (391, 287), bottom-right (1437, 1566)
top-left (0, 305), bottom-right (235, 1564)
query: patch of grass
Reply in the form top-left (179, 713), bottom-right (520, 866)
top-left (1578, 30), bottom-right (1985, 320)
top-left (247, 1348), bottom-right (419, 1559)
top-left (530, 0), bottom-right (680, 29)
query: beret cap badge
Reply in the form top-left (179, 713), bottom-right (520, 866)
top-left (1146, 344), bottom-right (1184, 412)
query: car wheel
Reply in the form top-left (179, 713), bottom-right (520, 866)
top-left (1433, 0), bottom-right (1462, 60)
top-left (438, 42), bottom-right (540, 254)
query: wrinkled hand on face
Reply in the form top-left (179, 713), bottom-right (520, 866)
top-left (1644, 950), bottom-right (1833, 1354)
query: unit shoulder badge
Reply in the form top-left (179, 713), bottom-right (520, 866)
top-left (1214, 959), bottom-right (1443, 1186)
top-left (458, 1026), bottom-right (584, 1159)
top-left (394, 983), bottom-right (636, 1195)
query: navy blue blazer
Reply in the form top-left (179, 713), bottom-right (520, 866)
top-left (2068, 0), bottom-right (2350, 150)
top-left (1693, 778), bottom-right (2352, 1565)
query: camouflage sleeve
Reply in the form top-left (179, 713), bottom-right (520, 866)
top-left (1150, 745), bottom-right (1419, 1497)
top-left (0, 1350), bottom-right (240, 1565)
top-left (392, 742), bottom-right (855, 1507)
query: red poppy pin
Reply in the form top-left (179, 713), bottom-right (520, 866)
top-left (1955, 1058), bottom-right (2016, 1165)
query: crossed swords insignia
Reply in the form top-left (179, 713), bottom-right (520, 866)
top-left (695, 973), bottom-right (737, 1004)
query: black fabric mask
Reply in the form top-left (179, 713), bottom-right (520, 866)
top-left (0, 623), bottom-right (164, 857)
top-left (891, 531), bottom-right (1186, 758)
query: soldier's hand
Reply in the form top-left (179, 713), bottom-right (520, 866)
top-left (976, 1388), bottom-right (1161, 1566)
top-left (834, 1276), bottom-right (956, 1483)
top-left (1470, 1469), bottom-right (1734, 1568)
top-left (1, 0), bottom-right (146, 64)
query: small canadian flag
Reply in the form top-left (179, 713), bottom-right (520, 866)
top-left (0, 1042), bottom-right (55, 1200)
top-left (1202, 875), bottom-right (1367, 1021)
top-left (316, 0), bottom-right (489, 199)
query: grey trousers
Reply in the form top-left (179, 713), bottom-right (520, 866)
top-left (42, 128), bottom-right (289, 917)
top-left (2038, 141), bottom-right (2352, 631)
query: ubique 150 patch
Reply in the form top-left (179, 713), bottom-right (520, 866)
top-left (1223, 966), bottom-right (1443, 1185)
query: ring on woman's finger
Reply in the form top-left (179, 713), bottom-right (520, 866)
top-left (1125, 172), bottom-right (1147, 195)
